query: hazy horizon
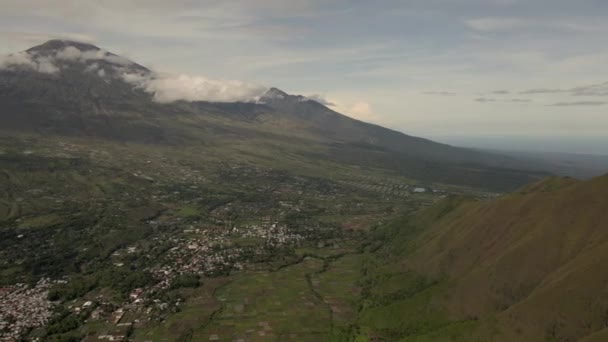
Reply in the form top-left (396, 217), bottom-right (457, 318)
top-left (431, 135), bottom-right (608, 156)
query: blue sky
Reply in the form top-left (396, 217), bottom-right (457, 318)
top-left (1, 0), bottom-right (607, 154)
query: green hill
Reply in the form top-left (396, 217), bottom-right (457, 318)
top-left (360, 174), bottom-right (608, 341)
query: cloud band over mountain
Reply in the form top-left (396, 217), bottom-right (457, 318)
top-left (0, 51), bottom-right (59, 74)
top-left (121, 72), bottom-right (268, 103)
top-left (0, 44), bottom-right (269, 103)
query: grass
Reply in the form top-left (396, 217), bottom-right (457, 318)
top-left (17, 213), bottom-right (64, 228)
top-left (313, 254), bottom-right (364, 337)
top-left (352, 174), bottom-right (608, 341)
top-left (132, 278), bottom-right (229, 342)
top-left (176, 205), bottom-right (200, 218)
top-left (359, 283), bottom-right (451, 337)
top-left (195, 257), bottom-right (331, 341)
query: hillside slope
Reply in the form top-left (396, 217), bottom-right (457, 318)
top-left (0, 40), bottom-right (551, 191)
top-left (370, 174), bottom-right (608, 341)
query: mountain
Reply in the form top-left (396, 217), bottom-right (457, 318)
top-left (362, 174), bottom-right (608, 341)
top-left (0, 40), bottom-right (160, 139)
top-left (0, 40), bottom-right (549, 191)
top-left (2, 40), bottom-right (605, 342)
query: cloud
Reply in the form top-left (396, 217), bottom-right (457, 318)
top-left (121, 71), bottom-right (268, 103)
top-left (0, 44), bottom-right (135, 75)
top-left (465, 17), bottom-right (531, 32)
top-left (1, 1), bottom-right (608, 143)
top-left (1, 43), bottom-right (269, 103)
top-left (570, 82), bottom-right (608, 97)
top-left (549, 101), bottom-right (607, 107)
top-left (342, 101), bottom-right (379, 122)
top-left (423, 91), bottom-right (456, 96)
top-left (476, 97), bottom-right (530, 103)
top-left (519, 88), bottom-right (564, 95)
top-left (519, 82), bottom-right (608, 96)
top-left (53, 46), bottom-right (133, 66)
top-left (328, 97), bottom-right (379, 122)
top-left (492, 90), bottom-right (510, 94)
top-left (305, 94), bottom-right (336, 106)
top-left (0, 51), bottom-right (59, 74)
top-left (85, 62), bottom-right (99, 73)
top-left (36, 59), bottom-right (60, 74)
top-left (0, 51), bottom-right (35, 68)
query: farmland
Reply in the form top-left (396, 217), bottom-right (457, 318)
top-left (0, 134), bottom-right (466, 341)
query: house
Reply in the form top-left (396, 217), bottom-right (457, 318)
top-left (98, 334), bottom-right (126, 341)
top-left (129, 288), bottom-right (144, 300)
top-left (111, 311), bottom-right (125, 325)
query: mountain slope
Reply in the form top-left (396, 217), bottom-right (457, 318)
top-left (0, 40), bottom-right (164, 140)
top-left (370, 174), bottom-right (608, 341)
top-left (0, 40), bottom-right (549, 191)
top-left (258, 87), bottom-right (520, 165)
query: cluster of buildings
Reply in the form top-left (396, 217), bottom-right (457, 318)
top-left (241, 223), bottom-right (304, 248)
top-left (341, 178), bottom-right (447, 198)
top-left (102, 219), bottom-right (308, 325)
top-left (6, 144), bottom-right (409, 340)
top-left (0, 278), bottom-right (64, 340)
top-left (159, 238), bottom-right (244, 278)
top-left (148, 220), bottom-right (305, 283)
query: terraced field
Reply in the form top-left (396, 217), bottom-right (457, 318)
top-left (197, 257), bottom-right (328, 341)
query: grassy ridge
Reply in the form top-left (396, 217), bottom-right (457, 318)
top-left (371, 174), bottom-right (608, 341)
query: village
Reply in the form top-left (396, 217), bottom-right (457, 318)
top-left (0, 139), bottom-right (461, 340)
top-left (0, 278), bottom-right (63, 341)
top-left (0, 219), bottom-right (312, 341)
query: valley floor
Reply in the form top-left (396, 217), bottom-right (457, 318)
top-left (0, 134), bottom-right (473, 341)
top-left (5, 134), bottom-right (599, 342)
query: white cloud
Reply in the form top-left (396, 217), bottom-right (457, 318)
top-left (121, 71), bottom-right (268, 103)
top-left (305, 94), bottom-right (335, 106)
top-left (85, 62), bottom-right (99, 73)
top-left (1, 0), bottom-right (607, 149)
top-left (53, 46), bottom-right (133, 66)
top-left (335, 101), bottom-right (379, 123)
top-left (0, 51), bottom-right (36, 69)
top-left (36, 58), bottom-right (60, 74)
top-left (0, 43), bottom-right (285, 104)
top-left (305, 91), bottom-right (383, 124)
top-left (349, 102), bottom-right (373, 117)
top-left (0, 51), bottom-right (59, 74)
top-left (0, 44), bottom-right (137, 75)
